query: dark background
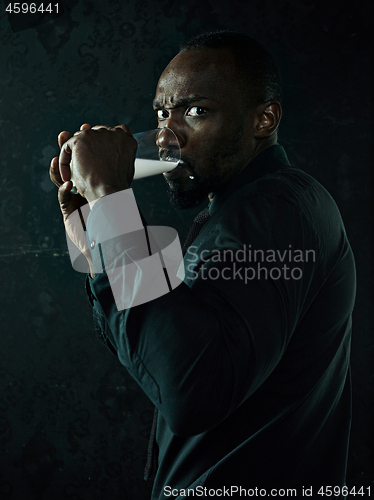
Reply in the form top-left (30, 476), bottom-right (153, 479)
top-left (0, 0), bottom-right (372, 498)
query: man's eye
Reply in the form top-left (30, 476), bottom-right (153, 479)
top-left (187, 107), bottom-right (207, 117)
top-left (157, 110), bottom-right (169, 120)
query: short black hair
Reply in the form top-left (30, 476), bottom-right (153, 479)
top-left (180, 30), bottom-right (282, 106)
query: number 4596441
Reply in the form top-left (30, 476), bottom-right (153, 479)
top-left (317, 486), bottom-right (371, 496)
top-left (5, 3), bottom-right (59, 14)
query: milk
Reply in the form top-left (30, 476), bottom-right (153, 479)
top-left (70, 159), bottom-right (178, 194)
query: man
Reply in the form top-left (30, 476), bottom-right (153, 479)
top-left (50, 31), bottom-right (356, 499)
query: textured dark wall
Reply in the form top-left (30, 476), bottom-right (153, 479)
top-left (0, 0), bottom-right (372, 499)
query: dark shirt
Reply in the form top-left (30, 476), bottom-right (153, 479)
top-left (88, 145), bottom-right (356, 499)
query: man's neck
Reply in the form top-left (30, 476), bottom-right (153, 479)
top-left (208, 136), bottom-right (279, 202)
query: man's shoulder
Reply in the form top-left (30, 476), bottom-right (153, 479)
top-left (214, 165), bottom-right (346, 249)
top-left (255, 165), bottom-right (328, 203)
top-left (233, 165), bottom-right (340, 223)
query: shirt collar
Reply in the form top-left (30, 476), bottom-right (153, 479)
top-left (209, 145), bottom-right (291, 216)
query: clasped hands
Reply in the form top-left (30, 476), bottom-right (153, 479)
top-left (50, 122), bottom-right (137, 221)
top-left (50, 123), bottom-right (137, 275)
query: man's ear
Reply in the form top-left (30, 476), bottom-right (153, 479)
top-left (254, 101), bottom-right (282, 138)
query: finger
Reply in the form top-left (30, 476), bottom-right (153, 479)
top-left (50, 156), bottom-right (63, 187)
top-left (73, 123), bottom-right (92, 136)
top-left (58, 131), bottom-right (71, 149)
top-left (59, 141), bottom-right (73, 182)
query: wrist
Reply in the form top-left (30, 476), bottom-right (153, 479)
top-left (85, 184), bottom-right (130, 203)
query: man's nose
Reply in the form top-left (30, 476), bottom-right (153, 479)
top-left (157, 127), bottom-right (183, 158)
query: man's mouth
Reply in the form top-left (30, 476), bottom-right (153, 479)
top-left (163, 160), bottom-right (187, 179)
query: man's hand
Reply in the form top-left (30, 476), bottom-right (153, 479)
top-left (58, 124), bottom-right (137, 203)
top-left (50, 123), bottom-right (137, 277)
top-left (50, 123), bottom-right (91, 222)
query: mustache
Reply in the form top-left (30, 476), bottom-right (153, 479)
top-left (158, 146), bottom-right (180, 162)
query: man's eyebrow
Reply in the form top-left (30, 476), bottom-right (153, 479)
top-left (153, 95), bottom-right (210, 109)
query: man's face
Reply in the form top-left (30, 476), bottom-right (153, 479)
top-left (153, 48), bottom-right (258, 209)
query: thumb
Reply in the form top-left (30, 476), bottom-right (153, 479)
top-left (58, 181), bottom-right (74, 221)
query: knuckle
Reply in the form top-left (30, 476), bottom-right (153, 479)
top-left (92, 125), bottom-right (110, 131)
top-left (122, 124), bottom-right (132, 135)
top-left (78, 129), bottom-right (88, 140)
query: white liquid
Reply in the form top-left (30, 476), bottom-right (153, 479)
top-left (133, 159), bottom-right (178, 180)
top-left (70, 159), bottom-right (178, 194)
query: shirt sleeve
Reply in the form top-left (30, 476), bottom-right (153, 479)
top-left (66, 189), bottom-right (184, 310)
top-left (87, 182), bottom-right (341, 436)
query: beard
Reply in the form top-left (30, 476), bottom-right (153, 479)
top-left (164, 122), bottom-right (246, 210)
top-left (164, 162), bottom-right (221, 209)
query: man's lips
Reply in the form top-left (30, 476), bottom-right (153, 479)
top-left (163, 160), bottom-right (187, 179)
